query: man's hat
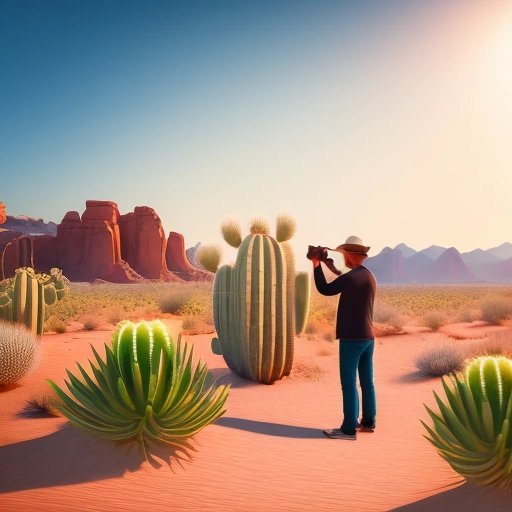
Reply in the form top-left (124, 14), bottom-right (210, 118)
top-left (334, 235), bottom-right (370, 255)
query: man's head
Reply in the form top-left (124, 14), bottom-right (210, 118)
top-left (342, 251), bottom-right (368, 269)
top-left (335, 235), bottom-right (369, 269)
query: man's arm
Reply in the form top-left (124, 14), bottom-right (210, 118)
top-left (313, 261), bottom-right (346, 296)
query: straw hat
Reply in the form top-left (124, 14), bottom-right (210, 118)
top-left (334, 235), bottom-right (370, 255)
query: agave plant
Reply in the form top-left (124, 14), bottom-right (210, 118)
top-left (49, 320), bottom-right (230, 465)
top-left (421, 356), bottom-right (512, 490)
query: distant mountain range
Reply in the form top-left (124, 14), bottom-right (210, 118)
top-left (1, 215), bottom-right (57, 236)
top-left (365, 243), bottom-right (512, 283)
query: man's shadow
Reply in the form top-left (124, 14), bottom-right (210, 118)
top-left (214, 416), bottom-right (321, 439)
top-left (0, 424), bottom-right (195, 494)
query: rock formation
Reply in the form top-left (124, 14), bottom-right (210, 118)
top-left (166, 232), bottom-right (213, 281)
top-left (1, 200), bottom-right (208, 283)
top-left (0, 202), bottom-right (6, 225)
top-left (119, 206), bottom-right (183, 282)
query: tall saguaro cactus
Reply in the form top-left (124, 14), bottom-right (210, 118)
top-left (0, 267), bottom-right (68, 336)
top-left (210, 215), bottom-right (310, 384)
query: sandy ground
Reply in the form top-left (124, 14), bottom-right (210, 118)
top-left (1, 320), bottom-right (512, 512)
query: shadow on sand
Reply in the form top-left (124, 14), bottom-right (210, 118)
top-left (0, 424), bottom-right (196, 494)
top-left (207, 368), bottom-right (262, 389)
top-left (392, 482), bottom-right (511, 511)
top-left (396, 370), bottom-right (439, 384)
top-left (215, 416), bottom-right (322, 439)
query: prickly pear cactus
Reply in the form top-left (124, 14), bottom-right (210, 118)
top-left (0, 267), bottom-right (68, 336)
top-left (211, 216), bottom-right (308, 384)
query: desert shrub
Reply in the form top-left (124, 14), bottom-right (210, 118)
top-left (44, 316), bottom-right (67, 333)
top-left (81, 315), bottom-right (99, 331)
top-left (181, 316), bottom-right (197, 331)
top-left (0, 322), bottom-right (38, 385)
top-left (105, 306), bottom-right (125, 325)
top-left (479, 295), bottom-right (512, 325)
top-left (24, 394), bottom-right (61, 416)
top-left (414, 344), bottom-right (466, 377)
top-left (159, 288), bottom-right (196, 314)
top-left (374, 301), bottom-right (400, 324)
top-left (422, 311), bottom-right (447, 331)
top-left (467, 331), bottom-right (512, 358)
top-left (49, 320), bottom-right (229, 466)
top-left (422, 356), bottom-right (512, 489)
top-left (457, 307), bottom-right (480, 323)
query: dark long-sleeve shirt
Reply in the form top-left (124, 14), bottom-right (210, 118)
top-left (313, 263), bottom-right (376, 340)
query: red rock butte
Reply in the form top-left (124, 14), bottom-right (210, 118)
top-left (0, 200), bottom-right (213, 283)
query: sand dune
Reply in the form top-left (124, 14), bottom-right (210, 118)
top-left (1, 323), bottom-right (511, 511)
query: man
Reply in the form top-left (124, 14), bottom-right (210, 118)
top-left (310, 235), bottom-right (377, 440)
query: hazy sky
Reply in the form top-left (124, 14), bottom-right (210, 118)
top-left (1, 0), bottom-right (511, 270)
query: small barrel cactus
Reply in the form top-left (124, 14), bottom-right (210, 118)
top-left (0, 322), bottom-right (38, 385)
top-left (0, 267), bottom-right (68, 336)
top-left (422, 355), bottom-right (512, 490)
top-left (49, 320), bottom-right (230, 465)
top-left (212, 215), bottom-right (310, 384)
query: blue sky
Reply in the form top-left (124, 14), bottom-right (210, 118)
top-left (1, 0), bottom-right (511, 270)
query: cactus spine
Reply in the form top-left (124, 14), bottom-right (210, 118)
top-left (0, 267), bottom-right (68, 336)
top-left (212, 216), bottom-right (306, 384)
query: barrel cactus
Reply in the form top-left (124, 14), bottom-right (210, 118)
top-left (0, 322), bottom-right (38, 385)
top-left (0, 267), bottom-right (68, 336)
top-left (48, 320), bottom-right (230, 465)
top-left (211, 215), bottom-right (310, 384)
top-left (422, 355), bottom-right (512, 490)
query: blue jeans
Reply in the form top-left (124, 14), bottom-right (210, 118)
top-left (339, 339), bottom-right (376, 435)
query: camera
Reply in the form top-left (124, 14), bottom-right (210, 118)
top-left (306, 245), bottom-right (342, 275)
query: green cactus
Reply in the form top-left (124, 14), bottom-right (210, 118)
top-left (422, 356), bottom-right (512, 490)
top-left (0, 267), bottom-right (68, 336)
top-left (49, 320), bottom-right (230, 466)
top-left (295, 271), bottom-right (310, 335)
top-left (212, 216), bottom-right (307, 384)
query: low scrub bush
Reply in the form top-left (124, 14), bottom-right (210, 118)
top-left (81, 315), bottom-right (100, 331)
top-left (479, 295), bottom-right (512, 325)
top-left (159, 288), bottom-right (196, 314)
top-left (24, 394), bottom-right (61, 417)
top-left (44, 316), bottom-right (67, 334)
top-left (414, 344), bottom-right (466, 377)
top-left (422, 311), bottom-right (447, 331)
top-left (467, 331), bottom-right (512, 358)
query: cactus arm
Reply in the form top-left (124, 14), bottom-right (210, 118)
top-left (295, 272), bottom-right (311, 335)
top-left (281, 241), bottom-right (295, 376)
